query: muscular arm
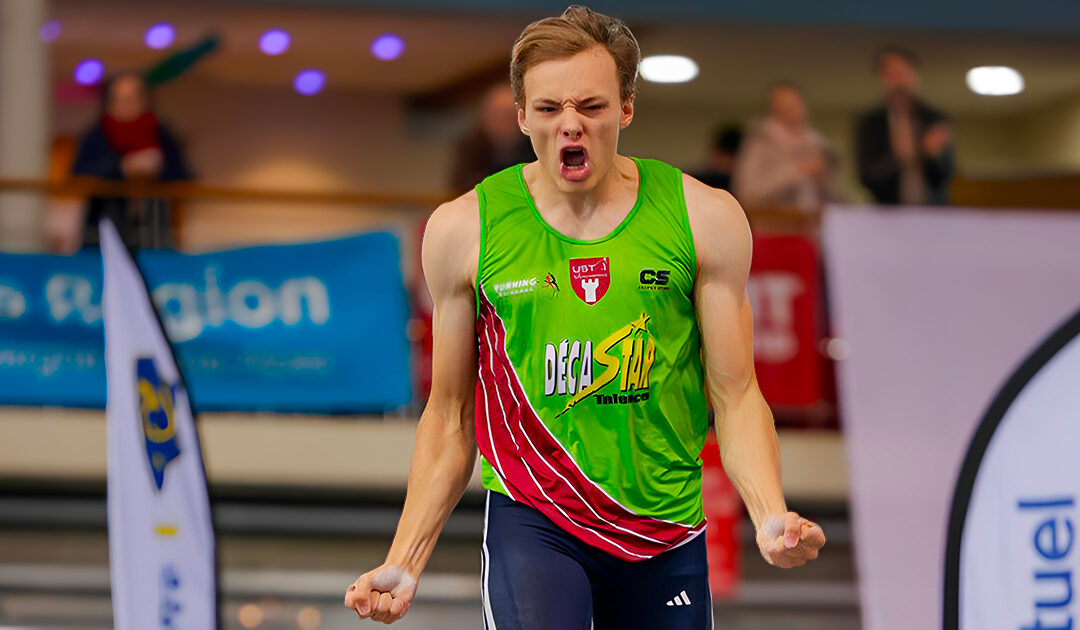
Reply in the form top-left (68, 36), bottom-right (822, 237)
top-left (386, 191), bottom-right (480, 573)
top-left (684, 175), bottom-right (825, 568)
top-left (345, 192), bottom-right (481, 621)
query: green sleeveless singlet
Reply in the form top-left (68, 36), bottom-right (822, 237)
top-left (473, 157), bottom-right (709, 560)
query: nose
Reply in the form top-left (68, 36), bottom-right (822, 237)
top-left (559, 108), bottom-right (583, 141)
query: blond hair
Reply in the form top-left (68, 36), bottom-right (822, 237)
top-left (510, 5), bottom-right (640, 105)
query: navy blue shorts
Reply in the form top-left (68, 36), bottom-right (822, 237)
top-left (481, 490), bottom-right (713, 630)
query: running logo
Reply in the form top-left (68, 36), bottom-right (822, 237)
top-left (665, 590), bottom-right (692, 607)
top-left (493, 276), bottom-right (537, 299)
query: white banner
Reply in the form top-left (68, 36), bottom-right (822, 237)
top-left (823, 206), bottom-right (1080, 630)
top-left (949, 311), bottom-right (1080, 630)
top-left (102, 220), bottom-right (217, 630)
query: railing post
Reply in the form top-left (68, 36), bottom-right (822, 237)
top-left (0, 0), bottom-right (50, 250)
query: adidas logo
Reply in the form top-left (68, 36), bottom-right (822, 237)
top-left (665, 590), bottom-right (691, 607)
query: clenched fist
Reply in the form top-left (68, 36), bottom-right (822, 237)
top-left (756, 512), bottom-right (826, 569)
top-left (344, 564), bottom-right (418, 624)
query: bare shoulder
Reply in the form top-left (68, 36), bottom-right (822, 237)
top-left (681, 173), bottom-right (752, 277)
top-left (426, 189), bottom-right (480, 241)
top-left (423, 189), bottom-right (481, 295)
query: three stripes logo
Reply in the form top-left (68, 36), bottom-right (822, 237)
top-left (665, 590), bottom-right (692, 607)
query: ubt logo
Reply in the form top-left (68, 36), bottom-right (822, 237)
top-left (569, 257), bottom-right (610, 305)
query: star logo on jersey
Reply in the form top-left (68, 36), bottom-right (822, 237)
top-left (569, 257), bottom-right (610, 305)
top-left (549, 312), bottom-right (657, 418)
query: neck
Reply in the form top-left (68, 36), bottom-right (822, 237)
top-left (527, 154), bottom-right (637, 217)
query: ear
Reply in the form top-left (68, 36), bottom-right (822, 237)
top-left (619, 95), bottom-right (635, 129)
top-left (518, 106), bottom-right (530, 136)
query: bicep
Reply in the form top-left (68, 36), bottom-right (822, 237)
top-left (685, 178), bottom-right (757, 403)
top-left (420, 199), bottom-right (480, 423)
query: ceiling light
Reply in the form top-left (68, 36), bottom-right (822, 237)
top-left (145, 23), bottom-right (175, 49)
top-left (294, 69), bottom-right (325, 95)
top-left (640, 55), bottom-right (699, 84)
top-left (259, 29), bottom-right (290, 56)
top-left (74, 59), bottom-right (104, 85)
top-left (371, 34), bottom-right (405, 61)
top-left (39, 20), bottom-right (62, 43)
top-left (966, 66), bottom-right (1024, 96)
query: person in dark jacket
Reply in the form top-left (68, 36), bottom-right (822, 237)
top-left (692, 125), bottom-right (742, 192)
top-left (855, 47), bottom-right (954, 206)
top-left (449, 84), bottom-right (534, 194)
top-left (72, 72), bottom-right (193, 248)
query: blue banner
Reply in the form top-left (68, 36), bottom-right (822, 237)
top-left (0, 233), bottom-right (412, 413)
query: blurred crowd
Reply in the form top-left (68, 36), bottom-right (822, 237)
top-left (58, 44), bottom-right (954, 250)
top-left (701, 47), bottom-right (954, 212)
top-left (448, 45), bottom-right (954, 214)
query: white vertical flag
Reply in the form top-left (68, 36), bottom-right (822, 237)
top-left (102, 219), bottom-right (217, 630)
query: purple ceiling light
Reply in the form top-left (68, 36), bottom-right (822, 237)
top-left (39, 20), bottom-right (62, 43)
top-left (259, 29), bottom-right (290, 55)
top-left (293, 69), bottom-right (325, 95)
top-left (144, 23), bottom-right (175, 49)
top-left (371, 34), bottom-right (404, 61)
top-left (74, 59), bottom-right (104, 85)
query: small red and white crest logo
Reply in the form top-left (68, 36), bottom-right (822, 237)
top-left (568, 257), bottom-right (611, 305)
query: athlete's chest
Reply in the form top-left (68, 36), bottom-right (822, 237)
top-left (482, 241), bottom-right (693, 318)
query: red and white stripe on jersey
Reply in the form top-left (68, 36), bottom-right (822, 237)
top-left (475, 289), bottom-right (705, 561)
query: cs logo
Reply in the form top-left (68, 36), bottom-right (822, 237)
top-left (137, 357), bottom-right (181, 492)
top-left (639, 269), bottom-right (670, 288)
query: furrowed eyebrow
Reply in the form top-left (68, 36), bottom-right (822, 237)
top-left (530, 97), bottom-right (608, 108)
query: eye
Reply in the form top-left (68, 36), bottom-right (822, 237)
top-left (587, 105), bottom-right (604, 110)
top-left (538, 106), bottom-right (557, 113)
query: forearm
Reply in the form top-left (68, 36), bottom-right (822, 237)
top-left (385, 408), bottom-right (477, 576)
top-left (714, 386), bottom-right (786, 530)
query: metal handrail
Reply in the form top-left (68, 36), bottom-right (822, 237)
top-left (0, 177), bottom-right (448, 209)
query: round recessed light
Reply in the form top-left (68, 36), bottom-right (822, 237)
top-left (259, 29), bottom-right (290, 55)
top-left (966, 66), bottom-right (1024, 96)
top-left (371, 33), bottom-right (405, 61)
top-left (74, 59), bottom-right (104, 85)
top-left (294, 69), bottom-right (326, 95)
top-left (144, 23), bottom-right (175, 49)
top-left (39, 20), bottom-right (62, 43)
top-left (640, 55), bottom-right (699, 84)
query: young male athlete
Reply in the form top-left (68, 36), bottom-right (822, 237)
top-left (345, 6), bottom-right (826, 628)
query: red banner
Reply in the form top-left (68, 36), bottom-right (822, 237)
top-left (748, 235), bottom-right (823, 406)
top-left (412, 221), bottom-right (433, 399)
top-left (702, 431), bottom-right (742, 598)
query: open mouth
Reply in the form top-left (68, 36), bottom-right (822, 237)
top-left (561, 147), bottom-right (588, 171)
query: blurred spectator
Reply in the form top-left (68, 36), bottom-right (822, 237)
top-left (692, 125), bottom-right (742, 191)
top-left (855, 47), bottom-right (954, 205)
top-left (72, 72), bottom-right (192, 248)
top-left (449, 83), bottom-right (534, 193)
top-left (733, 83), bottom-right (837, 211)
